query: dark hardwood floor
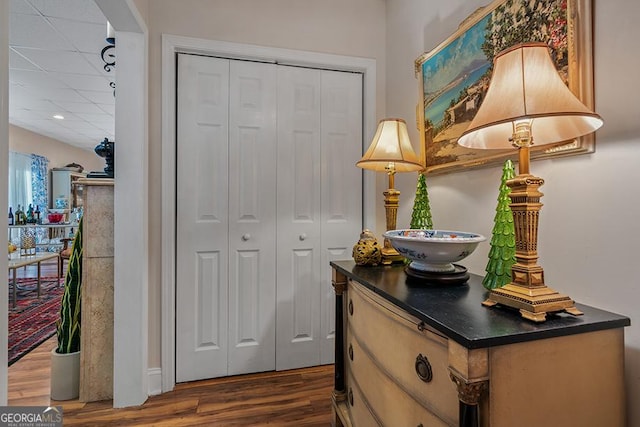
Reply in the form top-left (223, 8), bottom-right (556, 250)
top-left (8, 260), bottom-right (335, 425)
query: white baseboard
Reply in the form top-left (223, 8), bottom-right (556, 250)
top-left (147, 368), bottom-right (162, 396)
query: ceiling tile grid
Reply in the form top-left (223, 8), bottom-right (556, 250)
top-left (9, 0), bottom-right (115, 150)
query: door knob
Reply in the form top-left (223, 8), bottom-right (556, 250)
top-left (241, 234), bottom-right (251, 241)
top-left (299, 233), bottom-right (307, 241)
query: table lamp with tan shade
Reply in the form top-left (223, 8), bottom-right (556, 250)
top-left (457, 42), bottom-right (603, 322)
top-left (357, 118), bottom-right (424, 264)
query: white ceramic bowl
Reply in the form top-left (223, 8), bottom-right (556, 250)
top-left (383, 229), bottom-right (486, 273)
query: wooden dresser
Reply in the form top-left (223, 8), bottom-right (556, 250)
top-left (330, 260), bottom-right (630, 427)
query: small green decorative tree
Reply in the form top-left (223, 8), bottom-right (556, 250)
top-left (409, 172), bottom-right (433, 230)
top-left (56, 217), bottom-right (83, 354)
top-left (483, 160), bottom-right (516, 290)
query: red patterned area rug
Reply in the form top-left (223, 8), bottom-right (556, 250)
top-left (8, 277), bottom-right (64, 366)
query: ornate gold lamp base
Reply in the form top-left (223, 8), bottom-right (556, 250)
top-left (482, 284), bottom-right (583, 322)
top-left (483, 168), bottom-right (583, 322)
top-left (381, 183), bottom-right (405, 265)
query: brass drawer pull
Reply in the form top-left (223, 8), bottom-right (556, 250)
top-left (348, 299), bottom-right (353, 315)
top-left (348, 343), bottom-right (354, 361)
top-left (348, 388), bottom-right (354, 406)
top-left (415, 354), bottom-right (433, 383)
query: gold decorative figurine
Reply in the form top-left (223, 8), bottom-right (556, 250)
top-left (352, 229), bottom-right (382, 267)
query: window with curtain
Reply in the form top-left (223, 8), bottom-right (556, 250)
top-left (8, 151), bottom-right (49, 214)
top-left (8, 151), bottom-right (33, 214)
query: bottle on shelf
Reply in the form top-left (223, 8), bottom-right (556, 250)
top-left (34, 205), bottom-right (41, 224)
top-left (8, 207), bottom-right (13, 226)
top-left (26, 204), bottom-right (34, 224)
top-left (14, 205), bottom-right (23, 225)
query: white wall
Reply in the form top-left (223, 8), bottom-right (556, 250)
top-left (387, 0), bottom-right (640, 425)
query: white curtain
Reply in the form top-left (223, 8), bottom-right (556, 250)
top-left (8, 151), bottom-right (33, 213)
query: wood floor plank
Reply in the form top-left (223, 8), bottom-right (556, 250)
top-left (9, 334), bottom-right (334, 425)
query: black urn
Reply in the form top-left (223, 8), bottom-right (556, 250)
top-left (88, 138), bottom-right (114, 178)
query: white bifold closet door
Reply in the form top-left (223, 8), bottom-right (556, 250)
top-left (176, 53), bottom-right (362, 383)
top-left (275, 66), bottom-right (362, 370)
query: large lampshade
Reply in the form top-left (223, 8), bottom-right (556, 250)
top-left (458, 42), bottom-right (602, 150)
top-left (357, 118), bottom-right (423, 172)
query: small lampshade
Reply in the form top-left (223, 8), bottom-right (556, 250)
top-left (357, 118), bottom-right (423, 172)
top-left (457, 42), bottom-right (603, 149)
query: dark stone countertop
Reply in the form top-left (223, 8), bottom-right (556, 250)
top-left (331, 260), bottom-right (630, 349)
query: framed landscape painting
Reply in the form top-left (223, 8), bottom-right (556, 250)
top-left (415, 0), bottom-right (594, 175)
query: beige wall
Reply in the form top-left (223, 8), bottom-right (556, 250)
top-left (143, 0), bottom-right (387, 369)
top-left (9, 124), bottom-right (104, 172)
top-left (386, 1), bottom-right (640, 425)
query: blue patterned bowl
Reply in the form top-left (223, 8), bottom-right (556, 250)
top-left (383, 229), bottom-right (486, 273)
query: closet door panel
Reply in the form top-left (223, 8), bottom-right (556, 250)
top-left (320, 70), bottom-right (363, 364)
top-left (176, 54), bottom-right (230, 382)
top-left (276, 66), bottom-right (322, 370)
top-left (228, 61), bottom-right (278, 375)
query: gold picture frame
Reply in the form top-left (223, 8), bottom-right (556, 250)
top-left (415, 0), bottom-right (594, 175)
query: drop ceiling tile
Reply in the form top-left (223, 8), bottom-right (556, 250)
top-left (13, 47), bottom-right (100, 75)
top-left (50, 72), bottom-right (112, 92)
top-left (59, 120), bottom-right (103, 132)
top-left (48, 17), bottom-right (107, 54)
top-left (78, 90), bottom-right (116, 104)
top-left (16, 118), bottom-right (69, 133)
top-left (22, 85), bottom-right (88, 103)
top-left (50, 127), bottom-right (82, 136)
top-left (9, 69), bottom-right (69, 89)
top-left (26, 0), bottom-right (106, 24)
top-left (81, 52), bottom-right (116, 77)
top-left (9, 48), bottom-right (40, 71)
top-left (9, 13), bottom-right (73, 51)
top-left (52, 101), bottom-right (107, 115)
top-left (74, 112), bottom-right (113, 122)
top-left (49, 112), bottom-right (82, 122)
top-left (96, 103), bottom-right (114, 115)
top-left (9, 83), bottom-right (34, 102)
top-left (83, 131), bottom-right (113, 142)
top-left (9, 108), bottom-right (55, 121)
top-left (10, 0), bottom-right (38, 15)
top-left (94, 122), bottom-right (115, 134)
top-left (13, 99), bottom-right (61, 112)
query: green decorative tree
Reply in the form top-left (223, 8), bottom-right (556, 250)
top-left (483, 160), bottom-right (516, 290)
top-left (409, 172), bottom-right (433, 230)
top-left (56, 217), bottom-right (83, 354)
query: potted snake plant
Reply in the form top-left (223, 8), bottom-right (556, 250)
top-left (50, 218), bottom-right (82, 401)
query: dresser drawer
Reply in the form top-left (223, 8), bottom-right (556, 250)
top-left (347, 279), bottom-right (458, 425)
top-left (347, 371), bottom-right (381, 427)
top-left (347, 329), bottom-right (450, 427)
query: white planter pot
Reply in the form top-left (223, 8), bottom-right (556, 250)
top-left (50, 348), bottom-right (80, 401)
